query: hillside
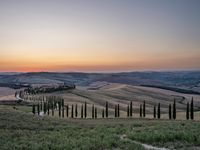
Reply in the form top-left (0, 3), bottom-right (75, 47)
top-left (0, 71), bottom-right (200, 94)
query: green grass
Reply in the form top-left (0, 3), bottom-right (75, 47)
top-left (126, 121), bottom-right (200, 149)
top-left (0, 105), bottom-right (200, 150)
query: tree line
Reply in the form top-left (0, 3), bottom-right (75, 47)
top-left (32, 96), bottom-right (195, 120)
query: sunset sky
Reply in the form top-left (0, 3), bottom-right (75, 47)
top-left (0, 0), bottom-right (200, 72)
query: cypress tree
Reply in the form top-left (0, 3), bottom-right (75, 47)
top-left (54, 100), bottom-right (57, 110)
top-left (52, 102), bottom-right (54, 116)
top-left (47, 102), bottom-right (49, 115)
top-left (153, 105), bottom-right (156, 119)
top-left (32, 105), bottom-right (35, 114)
top-left (62, 106), bottom-right (64, 118)
top-left (58, 102), bottom-right (61, 117)
top-left (115, 105), bottom-right (117, 118)
top-left (84, 102), bottom-right (87, 118)
top-left (66, 105), bottom-right (69, 118)
top-left (143, 101), bottom-right (146, 117)
top-left (117, 104), bottom-right (120, 118)
top-left (62, 99), bottom-right (64, 108)
top-left (102, 109), bottom-right (104, 118)
top-left (81, 104), bottom-right (83, 118)
top-left (190, 98), bottom-right (194, 120)
top-left (44, 102), bottom-right (47, 114)
top-left (37, 103), bottom-right (40, 115)
top-left (157, 103), bottom-right (160, 119)
top-left (169, 104), bottom-right (171, 119)
top-left (105, 101), bottom-right (108, 118)
top-left (173, 99), bottom-right (176, 120)
top-left (75, 104), bottom-right (78, 118)
top-left (40, 101), bottom-right (43, 111)
top-left (130, 101), bottom-right (133, 117)
top-left (95, 107), bottom-right (97, 118)
top-left (127, 105), bottom-right (129, 117)
top-left (186, 102), bottom-right (189, 120)
top-left (71, 105), bottom-right (74, 118)
top-left (140, 105), bottom-right (142, 117)
top-left (92, 104), bottom-right (94, 118)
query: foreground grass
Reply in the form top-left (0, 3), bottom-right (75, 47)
top-left (127, 121), bottom-right (200, 149)
top-left (0, 106), bottom-right (143, 150)
top-left (0, 105), bottom-right (200, 150)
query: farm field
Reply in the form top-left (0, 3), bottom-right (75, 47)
top-left (32, 83), bottom-right (200, 120)
top-left (0, 87), bottom-right (17, 101)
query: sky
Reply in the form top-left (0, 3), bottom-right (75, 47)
top-left (0, 0), bottom-right (200, 72)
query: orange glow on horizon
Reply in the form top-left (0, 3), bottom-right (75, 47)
top-left (1, 52), bottom-right (200, 72)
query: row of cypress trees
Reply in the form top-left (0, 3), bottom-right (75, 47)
top-left (186, 98), bottom-right (194, 120)
top-left (32, 98), bottom-right (195, 120)
top-left (168, 99), bottom-right (176, 120)
top-left (153, 103), bottom-right (161, 119)
top-left (138, 101), bottom-right (146, 118)
top-left (32, 98), bottom-right (65, 117)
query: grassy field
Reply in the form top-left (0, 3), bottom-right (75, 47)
top-left (0, 105), bottom-right (200, 150)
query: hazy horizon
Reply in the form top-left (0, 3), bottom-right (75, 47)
top-left (1, 0), bottom-right (200, 72)
top-left (0, 69), bottom-right (200, 74)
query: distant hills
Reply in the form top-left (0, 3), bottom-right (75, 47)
top-left (0, 71), bottom-right (200, 94)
